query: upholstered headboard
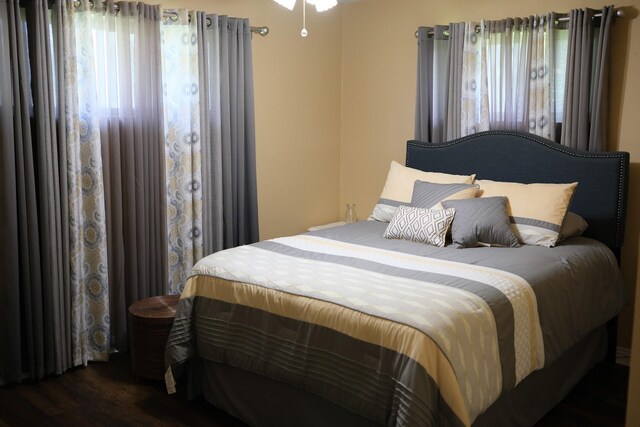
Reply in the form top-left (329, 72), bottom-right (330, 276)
top-left (406, 131), bottom-right (629, 257)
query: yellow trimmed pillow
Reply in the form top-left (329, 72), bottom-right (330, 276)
top-left (370, 161), bottom-right (475, 222)
top-left (477, 179), bottom-right (578, 247)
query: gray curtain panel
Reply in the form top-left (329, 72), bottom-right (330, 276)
top-left (560, 6), bottom-right (614, 151)
top-left (201, 13), bottom-right (224, 254)
top-left (431, 26), bottom-right (451, 143)
top-left (0, 0), bottom-right (24, 385)
top-left (0, 0), bottom-right (72, 383)
top-left (415, 26), bottom-right (434, 142)
top-left (26, 0), bottom-right (72, 376)
top-left (99, 2), bottom-right (167, 351)
top-left (446, 23), bottom-right (465, 141)
top-left (415, 24), bottom-right (462, 143)
top-left (589, 6), bottom-right (613, 151)
top-left (215, 15), bottom-right (260, 248)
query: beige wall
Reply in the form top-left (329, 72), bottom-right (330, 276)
top-left (161, 0), bottom-right (344, 240)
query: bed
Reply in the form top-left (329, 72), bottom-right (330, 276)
top-left (165, 130), bottom-right (629, 427)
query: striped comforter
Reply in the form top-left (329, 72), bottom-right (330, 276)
top-left (165, 222), bottom-right (625, 427)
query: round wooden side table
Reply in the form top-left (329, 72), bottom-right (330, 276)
top-left (128, 295), bottom-right (180, 380)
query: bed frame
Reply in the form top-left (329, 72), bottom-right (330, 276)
top-left (406, 130), bottom-right (629, 259)
top-left (186, 131), bottom-right (630, 427)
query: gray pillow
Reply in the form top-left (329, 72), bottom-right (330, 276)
top-left (411, 181), bottom-right (479, 209)
top-left (558, 211), bottom-right (588, 241)
top-left (441, 197), bottom-right (520, 248)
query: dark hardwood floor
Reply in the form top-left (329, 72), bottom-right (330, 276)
top-left (0, 354), bottom-right (629, 426)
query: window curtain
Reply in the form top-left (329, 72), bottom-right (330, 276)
top-left (0, 0), bottom-right (73, 382)
top-left (161, 10), bottom-right (204, 294)
top-left (60, 0), bottom-right (168, 358)
top-left (461, 21), bottom-right (490, 136)
top-left (62, 0), bottom-right (112, 364)
top-left (415, 25), bottom-right (460, 143)
top-left (561, 6), bottom-right (614, 151)
top-left (460, 16), bottom-right (555, 138)
top-left (89, 0), bottom-right (167, 351)
top-left (416, 8), bottom-right (612, 149)
top-left (217, 15), bottom-right (259, 249)
top-left (484, 18), bottom-right (531, 132)
top-left (415, 17), bottom-right (555, 141)
top-left (446, 23), bottom-right (465, 141)
top-left (528, 15), bottom-right (555, 140)
top-left (201, 13), bottom-right (223, 256)
top-left (162, 11), bottom-right (260, 293)
top-left (1, 0), bottom-right (258, 385)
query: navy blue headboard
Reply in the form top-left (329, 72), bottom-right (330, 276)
top-left (406, 131), bottom-right (629, 256)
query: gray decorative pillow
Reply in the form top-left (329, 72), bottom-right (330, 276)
top-left (383, 205), bottom-right (455, 247)
top-left (411, 181), bottom-right (479, 209)
top-left (441, 197), bottom-right (520, 248)
top-left (558, 212), bottom-right (588, 241)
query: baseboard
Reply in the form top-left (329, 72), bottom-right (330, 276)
top-left (616, 346), bottom-right (631, 366)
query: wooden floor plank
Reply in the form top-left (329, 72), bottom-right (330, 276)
top-left (0, 354), bottom-right (628, 426)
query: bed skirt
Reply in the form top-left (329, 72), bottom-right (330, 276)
top-left (183, 324), bottom-right (607, 427)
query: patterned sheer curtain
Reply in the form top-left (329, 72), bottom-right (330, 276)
top-left (61, 0), bottom-right (112, 363)
top-left (460, 15), bottom-right (555, 139)
top-left (161, 10), bottom-right (203, 294)
top-left (528, 15), bottom-right (555, 140)
top-left (461, 21), bottom-right (489, 136)
top-left (416, 8), bottom-right (612, 149)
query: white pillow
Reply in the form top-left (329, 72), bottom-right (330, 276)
top-left (370, 161), bottom-right (475, 222)
top-left (383, 205), bottom-right (456, 247)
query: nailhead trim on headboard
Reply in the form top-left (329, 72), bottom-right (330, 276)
top-left (406, 130), bottom-right (629, 252)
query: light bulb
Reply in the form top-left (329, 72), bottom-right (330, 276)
top-left (308, 0), bottom-right (337, 12)
top-left (274, 0), bottom-right (296, 10)
top-left (301, 27), bottom-right (308, 37)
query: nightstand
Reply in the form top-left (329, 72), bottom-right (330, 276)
top-left (128, 295), bottom-right (179, 380)
top-left (308, 221), bottom-right (347, 232)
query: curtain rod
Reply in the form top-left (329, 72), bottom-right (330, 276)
top-left (163, 11), bottom-right (269, 36)
top-left (67, 1), bottom-right (270, 37)
top-left (414, 7), bottom-right (624, 38)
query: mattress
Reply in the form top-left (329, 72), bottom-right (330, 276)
top-left (165, 221), bottom-right (626, 427)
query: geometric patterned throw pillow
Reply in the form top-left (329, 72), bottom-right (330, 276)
top-left (383, 205), bottom-right (456, 247)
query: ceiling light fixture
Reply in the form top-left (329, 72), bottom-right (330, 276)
top-left (273, 0), bottom-right (338, 37)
